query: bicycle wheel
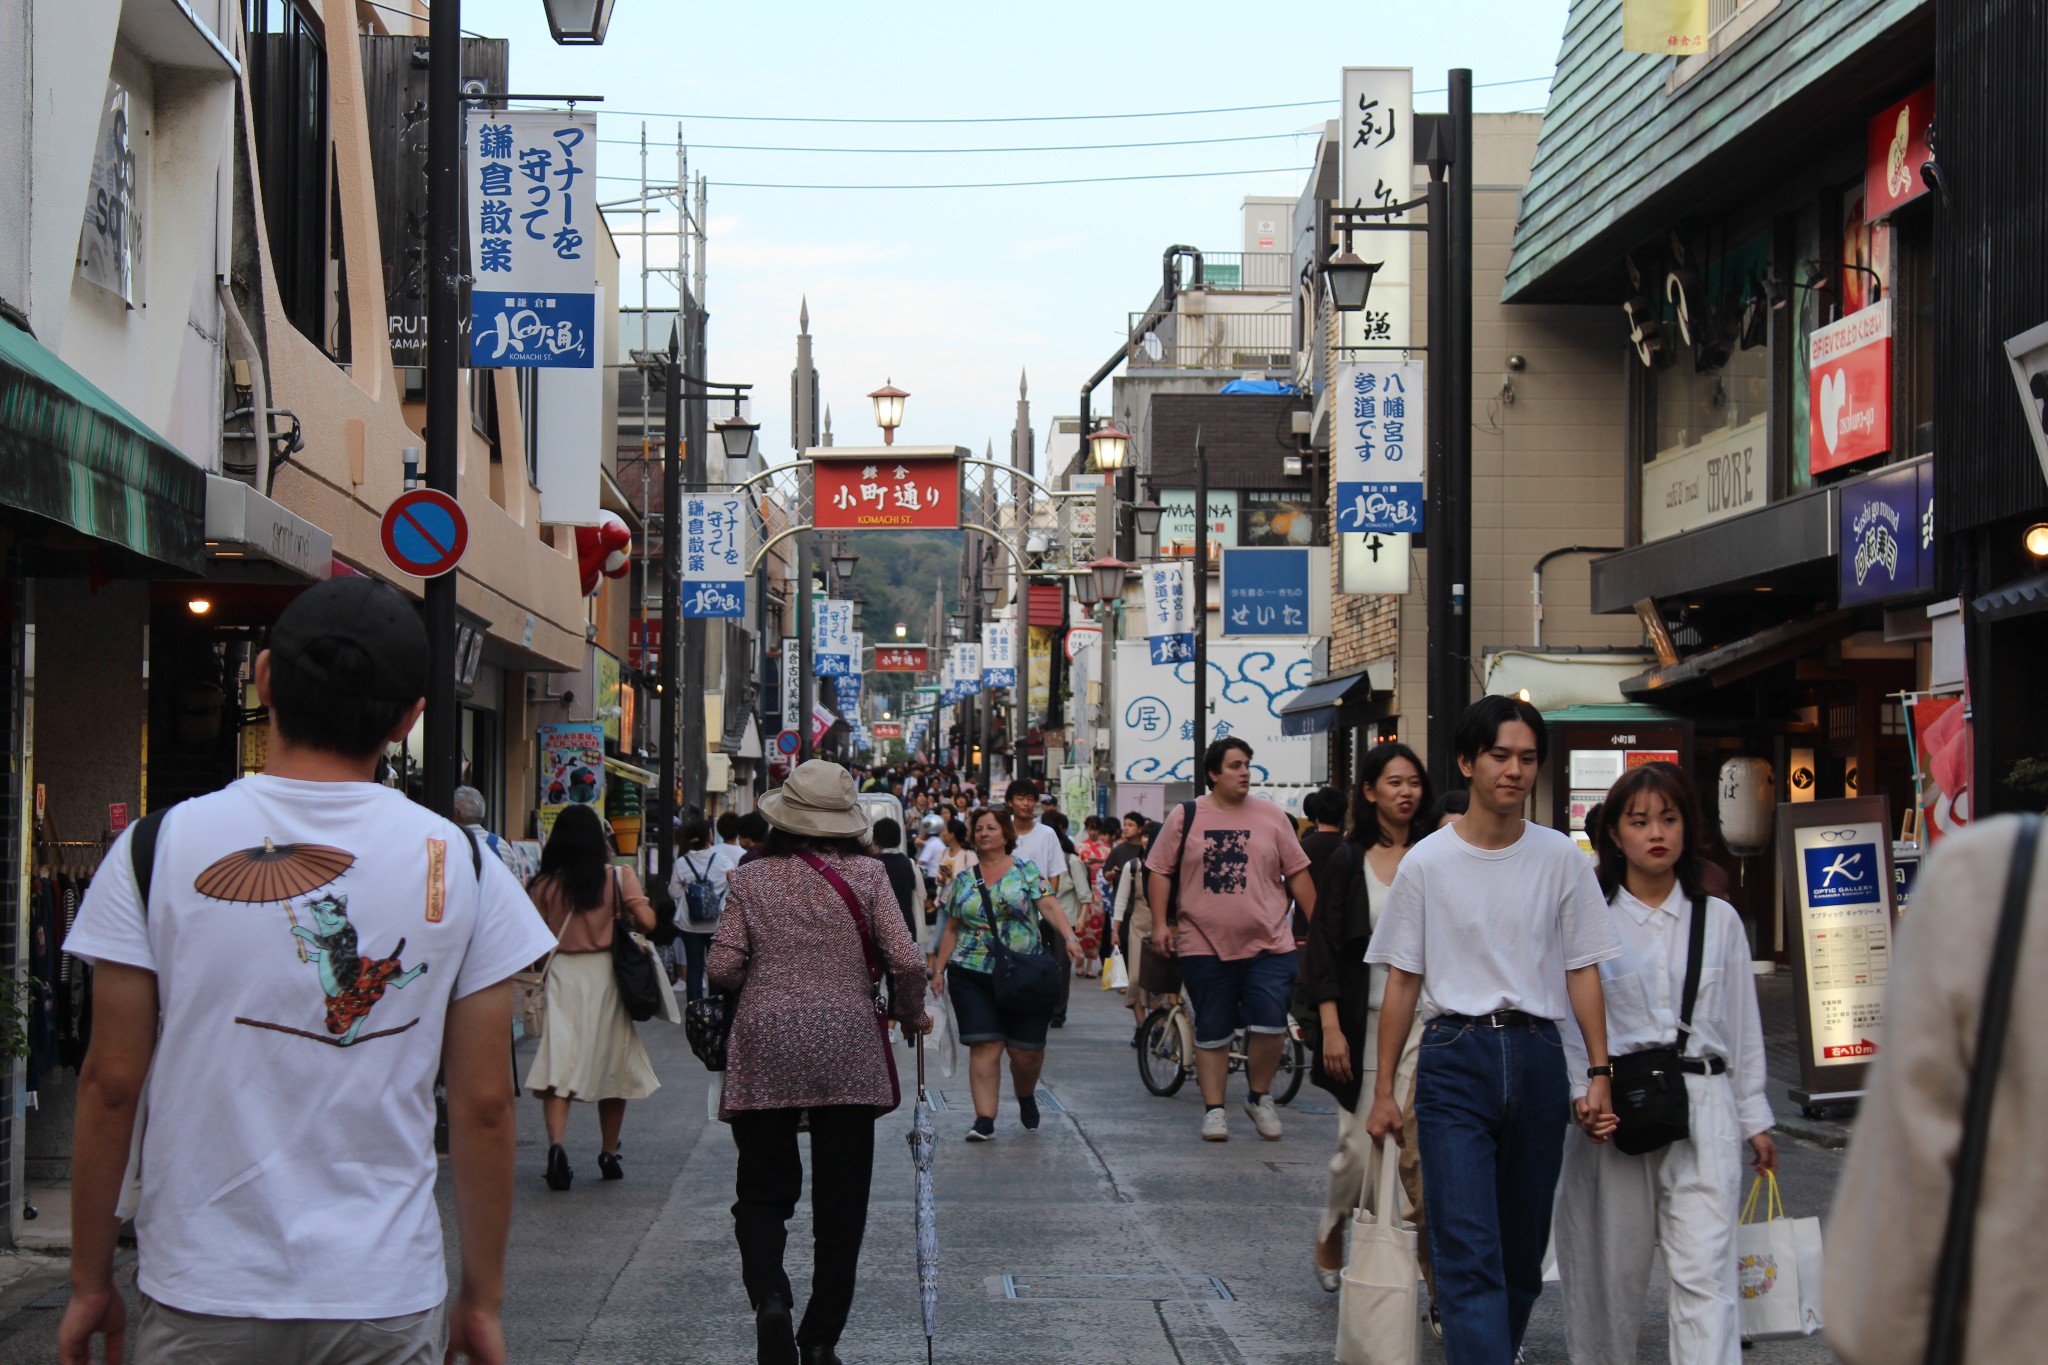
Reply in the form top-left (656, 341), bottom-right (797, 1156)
top-left (1138, 1006), bottom-right (1187, 1097)
top-left (1275, 1034), bottom-right (1307, 1106)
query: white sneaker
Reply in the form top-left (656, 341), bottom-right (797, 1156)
top-left (1245, 1095), bottom-right (1284, 1141)
top-left (1201, 1107), bottom-right (1229, 1141)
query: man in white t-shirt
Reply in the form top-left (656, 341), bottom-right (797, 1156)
top-left (1006, 778), bottom-right (1071, 1026)
top-left (1364, 695), bottom-right (1621, 1364)
top-left (59, 578), bottom-right (555, 1365)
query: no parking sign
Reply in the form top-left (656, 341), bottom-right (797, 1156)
top-left (381, 490), bottom-right (469, 579)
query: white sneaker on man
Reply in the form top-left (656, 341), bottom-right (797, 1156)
top-left (1200, 1107), bottom-right (1229, 1142)
top-left (1244, 1095), bottom-right (1284, 1141)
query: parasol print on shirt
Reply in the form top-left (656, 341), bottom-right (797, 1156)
top-left (1202, 830), bottom-right (1250, 895)
top-left (193, 838), bottom-right (431, 1047)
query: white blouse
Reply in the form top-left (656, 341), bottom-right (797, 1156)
top-left (1562, 887), bottom-right (1773, 1140)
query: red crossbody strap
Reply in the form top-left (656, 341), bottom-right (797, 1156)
top-left (795, 851), bottom-right (883, 984)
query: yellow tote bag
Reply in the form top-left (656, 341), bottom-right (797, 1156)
top-left (1622, 0), bottom-right (1709, 54)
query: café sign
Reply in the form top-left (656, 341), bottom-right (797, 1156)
top-left (1639, 415), bottom-right (1766, 543)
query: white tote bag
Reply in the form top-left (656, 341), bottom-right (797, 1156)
top-left (1737, 1173), bottom-right (1825, 1340)
top-left (1336, 1137), bottom-right (1422, 1365)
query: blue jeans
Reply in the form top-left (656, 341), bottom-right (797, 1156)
top-left (1177, 949), bottom-right (1297, 1049)
top-left (1414, 1014), bottom-right (1570, 1364)
top-left (681, 930), bottom-right (711, 1002)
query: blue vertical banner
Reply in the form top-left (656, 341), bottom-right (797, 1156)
top-left (1221, 548), bottom-right (1311, 636)
top-left (680, 495), bottom-right (747, 617)
top-left (1334, 358), bottom-right (1425, 533)
top-left (467, 110), bottom-right (598, 368)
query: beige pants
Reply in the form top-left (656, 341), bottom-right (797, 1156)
top-left (134, 1296), bottom-right (447, 1363)
top-left (1320, 1005), bottom-right (1434, 1293)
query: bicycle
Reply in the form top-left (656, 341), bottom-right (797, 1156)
top-left (1136, 995), bottom-right (1307, 1104)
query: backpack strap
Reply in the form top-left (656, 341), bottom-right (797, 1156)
top-left (128, 807), bottom-right (172, 917)
top-left (463, 826), bottom-right (483, 878)
top-left (1161, 799), bottom-right (1197, 924)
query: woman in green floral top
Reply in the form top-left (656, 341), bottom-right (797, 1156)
top-left (934, 806), bottom-right (1084, 1141)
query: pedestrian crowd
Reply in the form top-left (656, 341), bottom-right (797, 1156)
top-left (46, 583), bottom-right (2037, 1365)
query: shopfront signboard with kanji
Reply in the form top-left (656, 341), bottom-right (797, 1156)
top-left (1221, 548), bottom-right (1310, 636)
top-left (811, 449), bottom-right (962, 530)
top-left (874, 644), bottom-right (929, 673)
top-left (1338, 67), bottom-right (1413, 348)
top-left (466, 110), bottom-right (597, 368)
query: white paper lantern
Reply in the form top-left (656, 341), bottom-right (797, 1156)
top-left (1718, 757), bottom-right (1776, 856)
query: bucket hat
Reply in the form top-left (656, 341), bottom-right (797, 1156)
top-left (759, 760), bottom-right (870, 840)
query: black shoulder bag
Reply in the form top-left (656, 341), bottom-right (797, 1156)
top-left (608, 869), bottom-right (663, 1022)
top-left (1924, 813), bottom-right (2042, 1365)
top-left (973, 867), bottom-right (1063, 1015)
top-left (1609, 893), bottom-right (1709, 1157)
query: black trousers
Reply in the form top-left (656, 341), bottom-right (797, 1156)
top-left (730, 1105), bottom-right (878, 1349)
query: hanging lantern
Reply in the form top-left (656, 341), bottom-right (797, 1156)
top-left (1718, 757), bottom-right (1776, 857)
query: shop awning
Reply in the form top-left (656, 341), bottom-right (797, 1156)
top-left (0, 318), bottom-right (207, 573)
top-left (1277, 659), bottom-right (1391, 737)
top-left (1619, 610), bottom-right (1856, 699)
top-left (1972, 571), bottom-right (2048, 623)
top-left (602, 754), bottom-right (658, 787)
top-left (204, 475), bottom-right (332, 580)
top-left (1589, 486), bottom-right (1835, 614)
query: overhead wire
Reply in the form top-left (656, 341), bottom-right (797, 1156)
top-left (593, 130), bottom-right (1317, 155)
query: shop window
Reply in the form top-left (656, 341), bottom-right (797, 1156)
top-left (1648, 235), bottom-right (1772, 461)
top-left (244, 0), bottom-right (329, 352)
top-left (1784, 204), bottom-right (1823, 493)
top-left (1891, 207), bottom-right (1936, 457)
top-left (471, 369), bottom-right (500, 458)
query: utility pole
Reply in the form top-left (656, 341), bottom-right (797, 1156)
top-left (794, 303), bottom-right (818, 761)
top-left (1426, 72), bottom-right (1474, 789)
top-left (1191, 426), bottom-right (1208, 789)
top-left (422, 0), bottom-right (462, 817)
top-left (679, 173), bottom-right (710, 814)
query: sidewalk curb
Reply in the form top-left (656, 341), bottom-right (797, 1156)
top-left (1772, 1115), bottom-right (1850, 1150)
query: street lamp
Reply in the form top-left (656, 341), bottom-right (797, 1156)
top-left (851, 595), bottom-right (866, 630)
top-left (831, 547), bottom-right (859, 581)
top-left (1132, 499), bottom-right (1164, 540)
top-left (868, 381), bottom-right (909, 445)
top-left (894, 621), bottom-right (908, 640)
top-left (540, 0), bottom-right (616, 43)
top-left (980, 580), bottom-right (1000, 611)
top-left (1322, 251), bottom-right (1382, 313)
top-left (1085, 556), bottom-right (1132, 607)
top-left (1071, 570), bottom-right (1103, 609)
top-left (714, 408), bottom-right (759, 464)
top-left (1087, 421), bottom-right (1131, 473)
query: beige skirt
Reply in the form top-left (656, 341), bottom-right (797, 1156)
top-left (525, 950), bottom-right (660, 1102)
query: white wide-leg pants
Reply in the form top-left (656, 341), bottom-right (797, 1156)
top-left (1553, 1070), bottom-right (1747, 1365)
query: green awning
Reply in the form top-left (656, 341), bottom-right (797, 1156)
top-left (0, 320), bottom-right (207, 573)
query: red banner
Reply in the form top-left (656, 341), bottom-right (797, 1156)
top-left (813, 456), bottom-right (960, 530)
top-left (1808, 300), bottom-right (1891, 475)
top-left (1866, 85), bottom-right (1934, 219)
top-left (873, 722), bottom-right (903, 739)
top-left (874, 644), bottom-right (929, 672)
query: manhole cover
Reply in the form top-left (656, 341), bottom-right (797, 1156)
top-left (990, 1273), bottom-right (1232, 1302)
top-left (28, 1288), bottom-right (69, 1310)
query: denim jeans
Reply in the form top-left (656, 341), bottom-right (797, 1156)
top-left (1414, 1014), bottom-right (1571, 1364)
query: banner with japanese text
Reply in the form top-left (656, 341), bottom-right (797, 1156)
top-left (813, 455), bottom-right (961, 530)
top-left (983, 621), bottom-right (1017, 688)
top-left (1338, 68), bottom-right (1413, 349)
top-left (780, 638), bottom-right (801, 726)
top-left (814, 600), bottom-right (854, 676)
top-left (874, 644), bottom-right (929, 672)
top-left (1221, 548), bottom-right (1310, 636)
top-left (951, 644), bottom-right (981, 702)
top-left (1622, 0), bottom-right (1709, 55)
top-left (466, 110), bottom-right (597, 368)
top-left (1335, 358), bottom-right (1425, 534)
top-left (1142, 562), bottom-right (1195, 665)
top-left (680, 495), bottom-right (747, 617)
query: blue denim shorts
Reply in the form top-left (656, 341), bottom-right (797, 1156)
top-left (945, 965), bottom-right (1051, 1052)
top-left (1178, 949), bottom-right (1298, 1049)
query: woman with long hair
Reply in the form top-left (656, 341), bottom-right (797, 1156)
top-left (709, 761), bottom-right (930, 1365)
top-left (933, 806), bottom-right (1085, 1139)
top-left (1554, 762), bottom-right (1775, 1364)
top-left (524, 802), bottom-right (660, 1192)
top-left (1299, 743), bottom-right (1439, 1300)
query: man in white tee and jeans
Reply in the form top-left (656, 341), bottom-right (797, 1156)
top-left (1365, 695), bottom-right (1620, 1364)
top-left (59, 577), bottom-right (555, 1365)
top-left (1006, 779), bottom-right (1071, 1026)
top-left (1148, 738), bottom-right (1317, 1142)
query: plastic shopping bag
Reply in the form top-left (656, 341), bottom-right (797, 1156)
top-left (1737, 1172), bottom-right (1824, 1340)
top-left (1336, 1138), bottom-right (1421, 1365)
top-left (1104, 952), bottom-right (1129, 991)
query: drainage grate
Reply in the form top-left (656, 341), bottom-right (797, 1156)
top-left (923, 1090), bottom-right (952, 1112)
top-left (1033, 1086), bottom-right (1069, 1115)
top-left (991, 1273), bottom-right (1233, 1302)
top-left (28, 1288), bottom-right (69, 1310)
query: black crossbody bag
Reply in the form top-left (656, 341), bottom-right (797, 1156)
top-left (1609, 893), bottom-right (1708, 1157)
top-left (974, 867), bottom-right (1063, 1014)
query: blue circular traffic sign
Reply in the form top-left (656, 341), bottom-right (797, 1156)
top-left (381, 489), bottom-right (469, 578)
top-left (776, 729), bottom-right (801, 756)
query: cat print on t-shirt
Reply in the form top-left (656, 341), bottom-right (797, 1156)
top-left (1203, 829), bottom-right (1251, 894)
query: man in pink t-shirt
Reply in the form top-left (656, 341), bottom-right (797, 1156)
top-left (1148, 738), bottom-right (1316, 1142)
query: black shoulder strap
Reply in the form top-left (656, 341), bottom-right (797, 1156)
top-left (1675, 893), bottom-right (1708, 1054)
top-left (129, 807), bottom-right (172, 917)
top-left (1927, 813), bottom-right (2043, 1365)
top-left (1165, 799), bottom-right (1197, 923)
top-left (463, 826), bottom-right (483, 878)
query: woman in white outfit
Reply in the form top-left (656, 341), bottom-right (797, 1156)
top-left (1556, 762), bottom-right (1777, 1364)
top-left (1300, 742), bottom-right (1437, 1302)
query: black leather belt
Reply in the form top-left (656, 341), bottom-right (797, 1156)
top-left (1438, 1009), bottom-right (1542, 1030)
top-left (1675, 1055), bottom-right (1728, 1076)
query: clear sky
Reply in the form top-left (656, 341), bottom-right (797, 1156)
top-left (475, 0), bottom-right (1573, 474)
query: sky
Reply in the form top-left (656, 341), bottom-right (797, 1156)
top-left (475, 0), bottom-right (1574, 476)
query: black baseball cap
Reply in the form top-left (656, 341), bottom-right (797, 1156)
top-left (269, 577), bottom-right (429, 702)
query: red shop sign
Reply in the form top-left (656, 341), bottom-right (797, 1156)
top-left (1809, 299), bottom-right (1892, 476)
top-left (874, 645), bottom-right (929, 672)
top-left (1866, 84), bottom-right (1935, 219)
top-left (813, 455), bottom-right (961, 530)
top-left (873, 722), bottom-right (904, 739)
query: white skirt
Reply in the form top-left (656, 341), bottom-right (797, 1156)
top-left (525, 950), bottom-right (660, 1102)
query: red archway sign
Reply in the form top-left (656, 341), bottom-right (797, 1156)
top-left (380, 489), bottom-right (469, 579)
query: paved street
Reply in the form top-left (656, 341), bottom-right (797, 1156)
top-left (454, 977), bottom-right (1846, 1364)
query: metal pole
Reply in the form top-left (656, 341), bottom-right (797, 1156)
top-left (794, 313), bottom-right (817, 762)
top-left (679, 310), bottom-right (709, 814)
top-left (1447, 71), bottom-right (1474, 777)
top-left (422, 0), bottom-right (461, 817)
top-left (1424, 146), bottom-right (1453, 789)
top-left (656, 335), bottom-right (682, 884)
top-left (1192, 425), bottom-right (1207, 789)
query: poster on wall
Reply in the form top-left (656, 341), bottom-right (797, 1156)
top-left (1112, 640), bottom-right (1322, 786)
top-left (78, 80), bottom-right (140, 304)
top-left (1778, 797), bottom-right (1896, 1106)
top-left (1240, 492), bottom-right (1317, 546)
top-left (537, 722), bottom-right (605, 841)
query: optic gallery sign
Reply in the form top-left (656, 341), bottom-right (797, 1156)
top-left (1809, 299), bottom-right (1891, 475)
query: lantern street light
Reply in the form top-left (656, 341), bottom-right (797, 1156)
top-left (1132, 498), bottom-right (1164, 540)
top-left (714, 407), bottom-right (759, 465)
top-left (1086, 420), bottom-right (1131, 472)
top-left (1321, 251), bottom-right (1382, 313)
top-left (540, 0), bottom-right (616, 43)
top-left (980, 580), bottom-right (1000, 611)
top-left (868, 381), bottom-right (909, 445)
top-left (894, 621), bottom-right (909, 640)
top-left (1085, 556), bottom-right (1133, 607)
top-left (831, 547), bottom-right (859, 582)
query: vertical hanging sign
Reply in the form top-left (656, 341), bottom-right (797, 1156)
top-left (814, 600), bottom-right (854, 676)
top-left (1337, 68), bottom-right (1414, 350)
top-left (1143, 562), bottom-right (1195, 665)
top-left (1334, 358), bottom-right (1426, 534)
top-left (467, 109), bottom-right (598, 368)
top-left (951, 644), bottom-right (982, 701)
top-left (780, 638), bottom-right (802, 725)
top-left (983, 622), bottom-right (1017, 688)
top-left (680, 495), bottom-right (748, 617)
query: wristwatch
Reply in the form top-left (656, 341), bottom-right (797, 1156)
top-left (1585, 1064), bottom-right (1614, 1079)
